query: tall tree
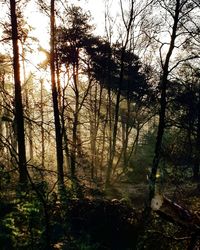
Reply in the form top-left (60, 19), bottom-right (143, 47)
top-left (56, 5), bottom-right (93, 187)
top-left (148, 0), bottom-right (198, 205)
top-left (50, 0), bottom-right (65, 193)
top-left (10, 0), bottom-right (28, 187)
top-left (167, 65), bottom-right (200, 180)
top-left (105, 0), bottom-right (135, 188)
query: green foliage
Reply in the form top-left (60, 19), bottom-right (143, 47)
top-left (126, 130), bottom-right (156, 183)
top-left (0, 165), bottom-right (11, 192)
top-left (0, 193), bottom-right (46, 249)
top-left (126, 126), bottom-right (193, 185)
top-left (0, 216), bottom-right (13, 249)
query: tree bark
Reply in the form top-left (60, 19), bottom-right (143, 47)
top-left (40, 79), bottom-right (45, 177)
top-left (50, 0), bottom-right (64, 191)
top-left (70, 62), bottom-right (79, 179)
top-left (149, 0), bottom-right (181, 205)
top-left (193, 89), bottom-right (200, 181)
top-left (10, 0), bottom-right (28, 186)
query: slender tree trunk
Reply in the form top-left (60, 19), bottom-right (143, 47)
top-left (121, 120), bottom-right (129, 169)
top-left (22, 44), bottom-right (33, 160)
top-left (95, 84), bottom-right (103, 179)
top-left (70, 63), bottom-right (79, 180)
top-left (63, 126), bottom-right (70, 171)
top-left (10, 0), bottom-right (28, 186)
top-left (25, 90), bottom-right (33, 160)
top-left (105, 87), bottom-right (113, 187)
top-left (123, 96), bottom-right (131, 169)
top-left (89, 83), bottom-right (102, 180)
top-left (55, 48), bottom-right (62, 108)
top-left (11, 118), bottom-right (18, 165)
top-left (0, 100), bottom-right (4, 157)
top-left (50, 0), bottom-right (64, 191)
top-left (193, 89), bottom-right (200, 180)
top-left (71, 110), bottom-right (78, 178)
top-left (71, 65), bottom-right (79, 180)
top-left (105, 49), bottom-right (126, 188)
top-left (56, 54), bottom-right (71, 173)
top-left (99, 94), bottom-right (108, 181)
top-left (89, 92), bottom-right (96, 179)
top-left (105, 1), bottom-right (134, 188)
top-left (40, 79), bottom-right (45, 176)
top-left (148, 0), bottom-right (181, 205)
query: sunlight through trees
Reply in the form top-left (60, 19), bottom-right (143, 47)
top-left (0, 0), bottom-right (200, 248)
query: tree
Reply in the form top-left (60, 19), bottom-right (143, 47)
top-left (10, 0), bottom-right (28, 187)
top-left (105, 1), bottom-right (135, 188)
top-left (82, 28), bottom-right (152, 186)
top-left (56, 5), bottom-right (94, 191)
top-left (148, 0), bottom-right (199, 205)
top-left (99, 0), bottom-right (155, 188)
top-left (0, 53), bottom-right (14, 167)
top-left (50, 0), bottom-right (65, 193)
top-left (166, 65), bottom-right (200, 180)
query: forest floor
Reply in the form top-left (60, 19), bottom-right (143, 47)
top-left (109, 180), bottom-right (200, 210)
top-left (1, 180), bottom-right (200, 249)
top-left (57, 180), bottom-right (200, 249)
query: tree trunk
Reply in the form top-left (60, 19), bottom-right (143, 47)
top-left (71, 111), bottom-right (78, 179)
top-left (122, 96), bottom-right (131, 169)
top-left (10, 0), bottom-right (28, 187)
top-left (149, 0), bottom-right (181, 205)
top-left (105, 87), bottom-right (113, 188)
top-left (22, 44), bottom-right (33, 161)
top-left (70, 62), bottom-right (79, 182)
top-left (105, 1), bottom-right (134, 188)
top-left (193, 90), bottom-right (200, 181)
top-left (40, 79), bottom-right (45, 177)
top-left (50, 0), bottom-right (64, 192)
top-left (105, 48), bottom-right (126, 188)
top-left (89, 83), bottom-right (102, 180)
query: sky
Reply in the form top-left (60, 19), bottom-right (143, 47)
top-left (69, 0), bottom-right (106, 33)
top-left (0, 0), bottom-right (121, 52)
top-left (0, 0), bottom-right (124, 74)
top-left (25, 0), bottom-right (112, 49)
top-left (23, 0), bottom-right (117, 85)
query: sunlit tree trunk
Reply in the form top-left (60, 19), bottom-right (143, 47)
top-left (121, 94), bottom-right (132, 170)
top-left (89, 82), bottom-right (103, 180)
top-left (105, 1), bottom-right (134, 188)
top-left (70, 59), bottom-right (87, 190)
top-left (50, 0), bottom-right (64, 192)
top-left (70, 63), bottom-right (79, 179)
top-left (55, 51), bottom-right (71, 174)
top-left (21, 44), bottom-right (34, 161)
top-left (10, 0), bottom-right (28, 187)
top-left (99, 95), bottom-right (109, 181)
top-left (89, 87), bottom-right (96, 180)
top-left (40, 79), bottom-right (45, 176)
top-left (63, 125), bottom-right (70, 171)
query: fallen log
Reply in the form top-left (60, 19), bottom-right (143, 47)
top-left (151, 194), bottom-right (200, 232)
